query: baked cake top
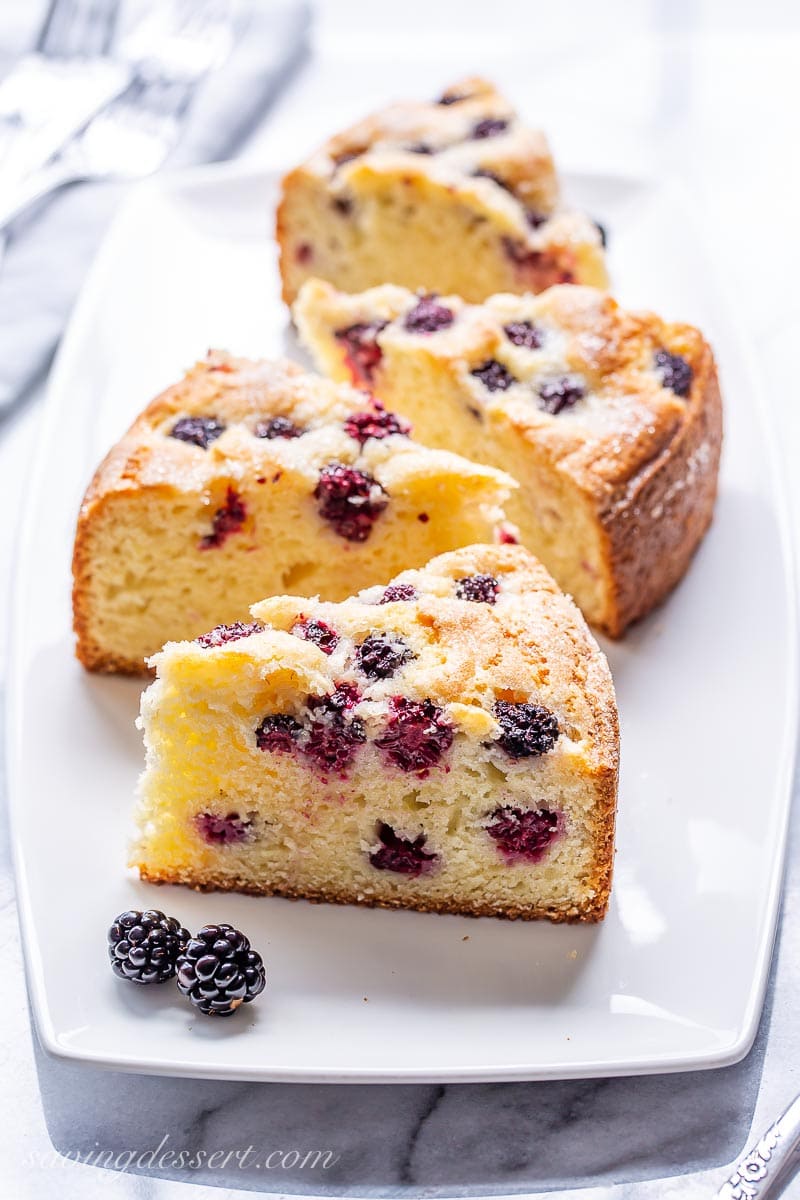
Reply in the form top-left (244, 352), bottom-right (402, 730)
top-left (294, 280), bottom-right (718, 500)
top-left (80, 350), bottom-right (515, 505)
top-left (297, 76), bottom-right (602, 254)
top-left (148, 543), bottom-right (618, 780)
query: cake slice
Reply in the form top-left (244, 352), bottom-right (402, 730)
top-left (277, 76), bottom-right (607, 306)
top-left (133, 544), bottom-right (619, 922)
top-left (294, 280), bottom-right (723, 637)
top-left (73, 353), bottom-right (515, 674)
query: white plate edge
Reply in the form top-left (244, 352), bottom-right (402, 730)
top-left (6, 161), bottom-right (798, 1083)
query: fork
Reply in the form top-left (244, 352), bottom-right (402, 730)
top-left (36, 0), bottom-right (117, 57)
top-left (0, 0), bottom-right (237, 233)
top-left (0, 0), bottom-right (128, 184)
top-left (715, 1093), bottom-right (800, 1198)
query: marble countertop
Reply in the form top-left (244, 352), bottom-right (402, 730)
top-left (2, 2), bottom-right (800, 1197)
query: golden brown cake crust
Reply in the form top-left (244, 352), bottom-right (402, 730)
top-left (294, 281), bottom-right (723, 637)
top-left (137, 867), bottom-right (610, 922)
top-left (595, 340), bottom-right (721, 634)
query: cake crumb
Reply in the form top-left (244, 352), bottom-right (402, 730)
top-left (568, 949), bottom-right (578, 959)
top-left (462, 935), bottom-right (470, 942)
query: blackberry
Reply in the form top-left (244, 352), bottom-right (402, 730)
top-left (311, 682), bottom-right (361, 714)
top-left (176, 924), bottom-right (266, 1017)
top-left (303, 685), bottom-right (366, 775)
top-left (494, 700), bottom-right (560, 758)
top-left (356, 633), bottom-right (415, 679)
top-left (537, 377), bottom-right (585, 415)
top-left (199, 488), bottom-right (246, 549)
top-left (375, 697), bottom-right (453, 774)
top-left (344, 406), bottom-right (410, 444)
top-left (403, 295), bottom-right (454, 334)
top-left (501, 237), bottom-right (576, 284)
top-left (107, 909), bottom-right (189, 985)
top-left (504, 320), bottom-right (543, 350)
top-left (503, 237), bottom-right (545, 266)
top-left (334, 321), bottom-right (387, 384)
top-left (369, 822), bottom-right (438, 875)
top-left (254, 415), bottom-right (304, 439)
top-left (195, 621), bottom-right (261, 649)
top-left (195, 812), bottom-right (252, 845)
top-left (471, 117), bottom-right (509, 139)
top-left (455, 573), bottom-right (499, 604)
top-left (314, 463), bottom-right (388, 542)
top-left (379, 583), bottom-right (418, 604)
top-left (291, 618), bottom-right (340, 655)
top-left (654, 349), bottom-right (692, 398)
top-left (170, 416), bottom-right (225, 449)
top-left (256, 712), bottom-right (303, 754)
top-left (436, 88), bottom-right (472, 105)
top-left (471, 359), bottom-right (516, 392)
top-left (485, 805), bottom-right (561, 863)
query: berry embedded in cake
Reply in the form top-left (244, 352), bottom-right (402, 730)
top-left (133, 544), bottom-right (619, 923)
top-left (294, 279), bottom-right (723, 638)
top-left (276, 76), bottom-right (607, 306)
top-left (313, 463), bottom-right (388, 542)
top-left (72, 352), bottom-right (517, 673)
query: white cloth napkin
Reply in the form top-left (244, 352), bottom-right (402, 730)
top-left (0, 0), bottom-right (309, 415)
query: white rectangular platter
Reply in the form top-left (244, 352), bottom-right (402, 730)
top-left (7, 163), bottom-right (797, 1082)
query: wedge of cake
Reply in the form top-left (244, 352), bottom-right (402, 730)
top-left (133, 544), bottom-right (619, 922)
top-left (73, 353), bottom-right (515, 673)
top-left (277, 76), bottom-right (607, 306)
top-left (294, 280), bottom-right (723, 637)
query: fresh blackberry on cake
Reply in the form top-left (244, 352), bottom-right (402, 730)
top-left (494, 701), bottom-right (560, 758)
top-left (295, 280), bottom-right (723, 637)
top-left (277, 76), bottom-right (607, 306)
top-left (455, 573), bottom-right (499, 603)
top-left (133, 544), bottom-right (619, 922)
top-left (72, 352), bottom-right (516, 673)
top-left (356, 632), bottom-right (415, 679)
top-left (107, 909), bottom-right (190, 984)
top-left (176, 924), bottom-right (266, 1016)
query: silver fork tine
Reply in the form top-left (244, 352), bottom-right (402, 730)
top-left (122, 0), bottom-right (234, 83)
top-left (0, 0), bottom-right (129, 214)
top-left (38, 0), bottom-right (118, 58)
top-left (0, 0), bottom-right (240, 234)
top-left (82, 0), bottom-right (119, 56)
top-left (36, 0), bottom-right (80, 55)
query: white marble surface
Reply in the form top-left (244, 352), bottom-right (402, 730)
top-left (2, 1), bottom-right (800, 1196)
